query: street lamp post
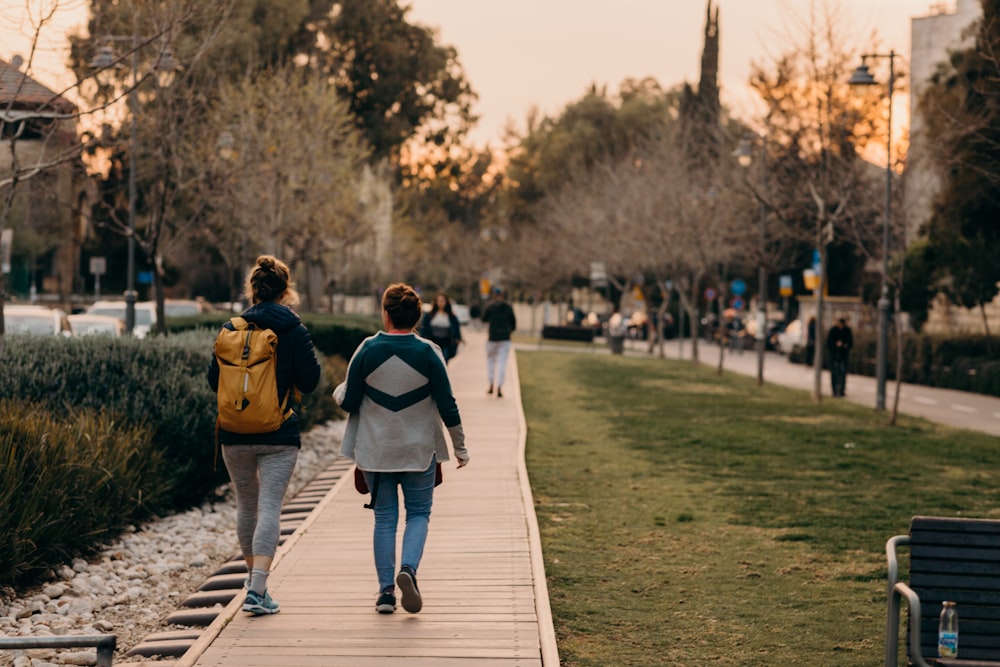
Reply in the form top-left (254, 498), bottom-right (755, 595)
top-left (90, 38), bottom-right (180, 335)
top-left (734, 136), bottom-right (768, 387)
top-left (849, 51), bottom-right (895, 411)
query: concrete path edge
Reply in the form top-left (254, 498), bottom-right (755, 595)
top-left (510, 349), bottom-right (561, 666)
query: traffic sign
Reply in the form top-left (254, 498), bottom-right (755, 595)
top-left (731, 297), bottom-right (744, 310)
top-left (704, 287), bottom-right (717, 301)
top-left (779, 274), bottom-right (793, 297)
top-left (731, 279), bottom-right (746, 296)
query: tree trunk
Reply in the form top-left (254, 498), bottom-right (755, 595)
top-left (891, 290), bottom-right (904, 426)
top-left (812, 243), bottom-right (827, 403)
top-left (981, 302), bottom-right (992, 337)
top-left (716, 284), bottom-right (728, 376)
top-left (153, 252), bottom-right (167, 337)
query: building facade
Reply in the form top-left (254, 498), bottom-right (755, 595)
top-left (0, 57), bottom-right (83, 302)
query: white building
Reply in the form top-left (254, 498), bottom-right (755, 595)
top-left (906, 0), bottom-right (982, 242)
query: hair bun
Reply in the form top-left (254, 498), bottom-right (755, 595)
top-left (257, 256), bottom-right (275, 271)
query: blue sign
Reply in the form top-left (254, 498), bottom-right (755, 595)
top-left (731, 279), bottom-right (747, 296)
top-left (732, 297), bottom-right (744, 310)
top-left (812, 248), bottom-right (822, 275)
top-left (704, 287), bottom-right (717, 301)
top-left (137, 271), bottom-right (154, 286)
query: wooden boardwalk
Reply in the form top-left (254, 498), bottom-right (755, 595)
top-left (180, 330), bottom-right (559, 666)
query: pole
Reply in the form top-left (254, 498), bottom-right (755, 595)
top-left (874, 51), bottom-right (894, 411)
top-left (125, 35), bottom-right (138, 335)
top-left (755, 142), bottom-right (768, 387)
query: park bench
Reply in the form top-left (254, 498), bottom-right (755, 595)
top-left (541, 325), bottom-right (595, 343)
top-left (885, 516), bottom-right (1000, 666)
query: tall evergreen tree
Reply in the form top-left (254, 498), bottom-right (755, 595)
top-left (919, 0), bottom-right (1000, 331)
top-left (678, 0), bottom-right (721, 167)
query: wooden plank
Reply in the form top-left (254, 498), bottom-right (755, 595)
top-left (187, 331), bottom-right (557, 667)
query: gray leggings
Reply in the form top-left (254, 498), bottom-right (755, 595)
top-left (222, 444), bottom-right (298, 558)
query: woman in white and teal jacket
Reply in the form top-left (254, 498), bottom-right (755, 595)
top-left (334, 282), bottom-right (469, 615)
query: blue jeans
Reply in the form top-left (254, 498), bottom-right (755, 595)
top-left (365, 459), bottom-right (436, 591)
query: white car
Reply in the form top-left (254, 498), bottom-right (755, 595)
top-left (163, 298), bottom-right (207, 318)
top-left (775, 319), bottom-right (803, 355)
top-left (4, 305), bottom-right (72, 336)
top-left (68, 313), bottom-right (125, 337)
top-left (86, 300), bottom-right (157, 338)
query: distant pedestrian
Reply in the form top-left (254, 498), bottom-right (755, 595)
top-left (805, 316), bottom-right (817, 366)
top-left (826, 317), bottom-right (853, 397)
top-left (207, 255), bottom-right (321, 616)
top-left (419, 292), bottom-right (463, 363)
top-left (482, 288), bottom-right (516, 397)
top-left (334, 283), bottom-right (470, 614)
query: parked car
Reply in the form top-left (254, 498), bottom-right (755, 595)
top-left (67, 313), bottom-right (125, 337)
top-left (86, 300), bottom-right (157, 338)
top-left (775, 318), bottom-right (803, 355)
top-left (163, 298), bottom-right (208, 318)
top-left (4, 305), bottom-right (72, 336)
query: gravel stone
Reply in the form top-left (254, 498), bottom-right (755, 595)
top-left (0, 421), bottom-right (344, 666)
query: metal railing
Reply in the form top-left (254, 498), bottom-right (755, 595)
top-left (0, 634), bottom-right (116, 666)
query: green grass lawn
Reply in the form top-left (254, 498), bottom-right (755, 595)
top-left (518, 350), bottom-right (1000, 667)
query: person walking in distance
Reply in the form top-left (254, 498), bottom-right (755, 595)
top-left (482, 288), bottom-right (516, 397)
top-left (208, 256), bottom-right (321, 615)
top-left (334, 283), bottom-right (470, 614)
top-left (419, 292), bottom-right (463, 363)
top-left (826, 317), bottom-right (854, 397)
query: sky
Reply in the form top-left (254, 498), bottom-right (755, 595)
top-left (0, 0), bottom-right (958, 145)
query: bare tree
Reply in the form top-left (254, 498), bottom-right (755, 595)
top-left (749, 0), bottom-right (886, 401)
top-left (189, 67), bottom-right (373, 314)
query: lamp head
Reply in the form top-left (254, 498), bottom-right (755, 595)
top-left (154, 47), bottom-right (182, 88)
top-left (90, 44), bottom-right (118, 87)
top-left (848, 62), bottom-right (877, 87)
top-left (733, 138), bottom-right (753, 168)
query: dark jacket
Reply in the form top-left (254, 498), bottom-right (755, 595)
top-left (482, 300), bottom-right (516, 342)
top-left (419, 310), bottom-right (462, 360)
top-left (208, 302), bottom-right (321, 446)
top-left (826, 323), bottom-right (854, 361)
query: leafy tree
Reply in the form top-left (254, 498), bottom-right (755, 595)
top-left (919, 0), bottom-right (1000, 334)
top-left (287, 0), bottom-right (478, 163)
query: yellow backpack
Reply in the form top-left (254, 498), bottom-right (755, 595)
top-left (213, 317), bottom-right (294, 437)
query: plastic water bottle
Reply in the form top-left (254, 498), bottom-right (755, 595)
top-left (938, 601), bottom-right (959, 658)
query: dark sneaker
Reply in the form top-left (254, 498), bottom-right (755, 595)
top-left (375, 590), bottom-right (396, 614)
top-left (487, 384), bottom-right (494, 395)
top-left (396, 565), bottom-right (422, 613)
top-left (497, 387), bottom-right (503, 398)
top-left (243, 589), bottom-right (280, 615)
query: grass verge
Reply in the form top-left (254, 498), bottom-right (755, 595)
top-left (519, 350), bottom-right (1000, 666)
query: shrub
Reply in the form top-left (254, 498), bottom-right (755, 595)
top-left (0, 400), bottom-right (165, 586)
top-left (0, 333), bottom-right (225, 509)
top-left (167, 311), bottom-right (378, 358)
top-left (848, 330), bottom-right (1000, 397)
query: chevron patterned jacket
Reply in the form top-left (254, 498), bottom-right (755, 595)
top-left (335, 331), bottom-right (466, 472)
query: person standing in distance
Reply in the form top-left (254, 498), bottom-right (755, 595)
top-left (419, 292), bottom-right (463, 363)
top-left (207, 255), bottom-right (321, 615)
top-left (334, 283), bottom-right (470, 614)
top-left (826, 317), bottom-right (854, 397)
top-left (482, 288), bottom-right (516, 397)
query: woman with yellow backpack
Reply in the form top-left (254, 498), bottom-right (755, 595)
top-left (208, 255), bottom-right (321, 615)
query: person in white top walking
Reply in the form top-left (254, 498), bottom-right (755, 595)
top-left (334, 283), bottom-right (470, 614)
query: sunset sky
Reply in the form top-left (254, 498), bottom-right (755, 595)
top-left (0, 0), bottom-right (959, 145)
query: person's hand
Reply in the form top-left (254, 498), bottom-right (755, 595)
top-left (456, 452), bottom-right (470, 468)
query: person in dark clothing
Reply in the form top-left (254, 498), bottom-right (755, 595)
top-left (805, 316), bottom-right (817, 366)
top-left (207, 255), bottom-right (321, 615)
top-left (419, 292), bottom-right (462, 363)
top-left (481, 288), bottom-right (516, 397)
top-left (826, 317), bottom-right (854, 397)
